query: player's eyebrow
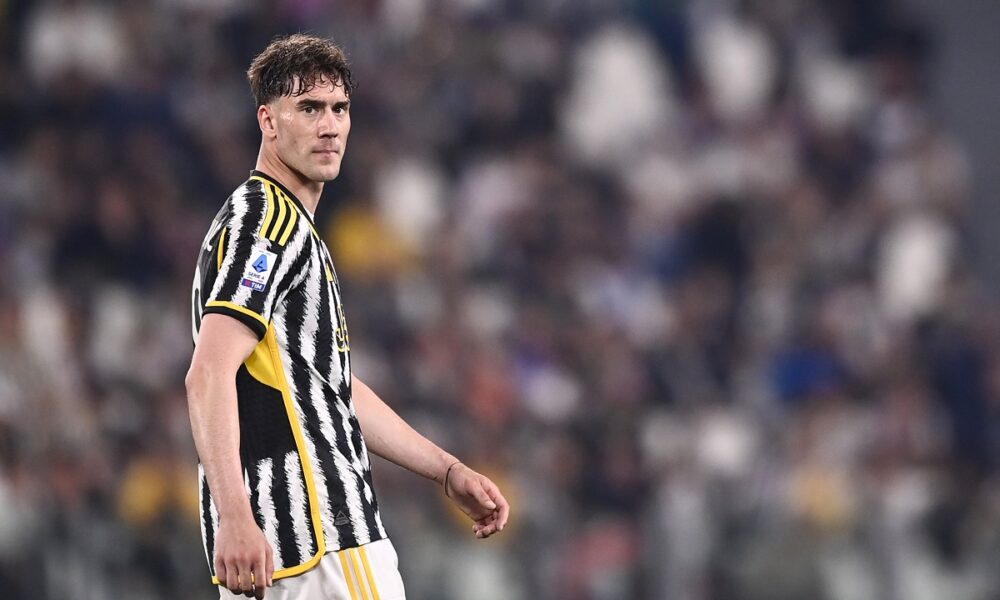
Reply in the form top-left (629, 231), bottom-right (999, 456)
top-left (295, 98), bottom-right (350, 111)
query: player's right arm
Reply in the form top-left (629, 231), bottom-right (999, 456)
top-left (186, 314), bottom-right (274, 599)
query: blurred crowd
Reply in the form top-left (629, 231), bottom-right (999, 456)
top-left (1, 0), bottom-right (998, 598)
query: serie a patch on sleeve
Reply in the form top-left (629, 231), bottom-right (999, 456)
top-left (241, 248), bottom-right (278, 292)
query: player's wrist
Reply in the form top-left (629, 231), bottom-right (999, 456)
top-left (442, 460), bottom-right (463, 497)
top-left (431, 452), bottom-right (459, 483)
top-left (216, 495), bottom-right (256, 523)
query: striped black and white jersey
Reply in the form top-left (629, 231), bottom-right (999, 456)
top-left (191, 170), bottom-right (386, 583)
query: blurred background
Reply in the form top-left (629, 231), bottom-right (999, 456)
top-left (0, 0), bottom-right (998, 598)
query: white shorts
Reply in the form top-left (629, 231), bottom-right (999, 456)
top-left (219, 538), bottom-right (405, 600)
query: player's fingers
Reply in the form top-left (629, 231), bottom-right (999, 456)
top-left (254, 569), bottom-right (266, 599)
top-left (489, 487), bottom-right (510, 531)
top-left (265, 544), bottom-right (275, 587)
top-left (484, 480), bottom-right (506, 506)
top-left (474, 480), bottom-right (510, 531)
top-left (475, 522), bottom-right (497, 538)
top-left (216, 559), bottom-right (229, 591)
top-left (239, 572), bottom-right (253, 597)
top-left (470, 480), bottom-right (496, 512)
top-left (239, 559), bottom-right (255, 595)
top-left (474, 519), bottom-right (495, 532)
top-left (253, 552), bottom-right (268, 599)
top-left (476, 510), bottom-right (499, 528)
top-left (225, 560), bottom-right (241, 593)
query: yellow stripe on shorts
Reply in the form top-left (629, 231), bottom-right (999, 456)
top-left (349, 549), bottom-right (371, 600)
top-left (338, 550), bottom-right (360, 600)
top-left (359, 546), bottom-right (381, 600)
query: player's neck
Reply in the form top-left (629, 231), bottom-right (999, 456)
top-left (254, 154), bottom-right (322, 215)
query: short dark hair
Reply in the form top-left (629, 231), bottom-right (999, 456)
top-left (246, 34), bottom-right (356, 106)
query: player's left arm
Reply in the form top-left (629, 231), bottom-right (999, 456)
top-left (351, 374), bottom-right (510, 538)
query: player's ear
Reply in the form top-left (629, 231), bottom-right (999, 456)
top-left (258, 104), bottom-right (277, 139)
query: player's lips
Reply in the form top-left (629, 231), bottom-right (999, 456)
top-left (313, 149), bottom-right (339, 155)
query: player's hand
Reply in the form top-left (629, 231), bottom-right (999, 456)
top-left (443, 463), bottom-right (510, 539)
top-left (214, 513), bottom-right (275, 598)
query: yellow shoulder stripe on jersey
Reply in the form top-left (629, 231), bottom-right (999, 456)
top-left (339, 550), bottom-right (361, 600)
top-left (216, 227), bottom-right (227, 270)
top-left (251, 174), bottom-right (319, 240)
top-left (251, 174), bottom-right (320, 245)
top-left (278, 195), bottom-right (298, 245)
top-left (204, 301), bottom-right (267, 329)
top-left (269, 186), bottom-right (288, 241)
top-left (258, 181), bottom-right (276, 239)
top-left (358, 545), bottom-right (381, 600)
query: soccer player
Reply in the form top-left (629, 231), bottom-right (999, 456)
top-left (186, 34), bottom-right (510, 600)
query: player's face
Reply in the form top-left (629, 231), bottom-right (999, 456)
top-left (269, 77), bottom-right (351, 183)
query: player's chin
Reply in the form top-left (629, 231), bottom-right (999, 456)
top-left (307, 163), bottom-right (341, 182)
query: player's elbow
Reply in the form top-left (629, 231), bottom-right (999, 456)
top-left (184, 360), bottom-right (212, 399)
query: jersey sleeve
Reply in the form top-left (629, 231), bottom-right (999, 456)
top-left (202, 185), bottom-right (305, 339)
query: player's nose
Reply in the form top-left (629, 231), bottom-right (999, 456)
top-left (317, 108), bottom-right (340, 138)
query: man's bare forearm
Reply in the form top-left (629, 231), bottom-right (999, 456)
top-left (186, 364), bottom-right (253, 520)
top-left (351, 374), bottom-right (457, 484)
